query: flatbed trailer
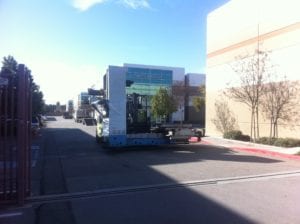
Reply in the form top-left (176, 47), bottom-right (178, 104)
top-left (92, 67), bottom-right (197, 148)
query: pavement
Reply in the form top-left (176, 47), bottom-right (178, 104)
top-left (200, 136), bottom-right (300, 160)
top-left (0, 130), bottom-right (300, 224)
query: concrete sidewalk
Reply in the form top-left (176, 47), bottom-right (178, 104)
top-left (200, 136), bottom-right (300, 160)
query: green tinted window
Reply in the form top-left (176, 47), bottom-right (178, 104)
top-left (126, 67), bottom-right (172, 96)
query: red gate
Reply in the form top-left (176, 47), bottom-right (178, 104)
top-left (0, 64), bottom-right (31, 205)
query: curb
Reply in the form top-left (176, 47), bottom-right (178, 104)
top-left (200, 140), bottom-right (300, 161)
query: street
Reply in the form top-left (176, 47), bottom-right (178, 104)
top-left (5, 116), bottom-right (300, 224)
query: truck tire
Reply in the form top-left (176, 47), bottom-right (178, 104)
top-left (96, 134), bottom-right (100, 143)
top-left (96, 131), bottom-right (102, 144)
top-left (197, 130), bottom-right (204, 137)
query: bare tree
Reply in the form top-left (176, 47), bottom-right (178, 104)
top-left (261, 76), bottom-right (299, 138)
top-left (212, 98), bottom-right (238, 134)
top-left (226, 50), bottom-right (270, 141)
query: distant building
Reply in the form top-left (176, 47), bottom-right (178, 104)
top-left (66, 100), bottom-right (74, 113)
top-left (44, 104), bottom-right (56, 115)
top-left (103, 64), bottom-right (205, 125)
top-left (60, 105), bottom-right (66, 113)
top-left (185, 73), bottom-right (206, 125)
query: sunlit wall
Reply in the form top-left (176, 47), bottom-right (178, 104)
top-left (206, 0), bottom-right (300, 138)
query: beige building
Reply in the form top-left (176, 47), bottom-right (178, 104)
top-left (206, 0), bottom-right (300, 138)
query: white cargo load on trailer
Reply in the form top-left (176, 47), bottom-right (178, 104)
top-left (106, 66), bottom-right (127, 145)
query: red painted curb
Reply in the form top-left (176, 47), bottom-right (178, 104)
top-left (200, 140), bottom-right (300, 161)
top-left (200, 140), bottom-right (213, 145)
top-left (233, 146), bottom-right (300, 161)
top-left (189, 137), bottom-right (200, 143)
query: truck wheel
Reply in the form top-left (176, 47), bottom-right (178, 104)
top-left (197, 131), bottom-right (203, 137)
top-left (96, 131), bottom-right (102, 144)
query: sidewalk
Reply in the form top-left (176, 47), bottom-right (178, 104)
top-left (200, 136), bottom-right (300, 160)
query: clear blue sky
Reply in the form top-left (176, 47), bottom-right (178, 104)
top-left (0, 0), bottom-right (228, 104)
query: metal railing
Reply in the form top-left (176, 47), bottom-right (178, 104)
top-left (0, 64), bottom-right (31, 205)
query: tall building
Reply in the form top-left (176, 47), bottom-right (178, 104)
top-left (206, 0), bottom-right (300, 137)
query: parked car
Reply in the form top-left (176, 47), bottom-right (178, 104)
top-left (37, 114), bottom-right (47, 126)
top-left (31, 116), bottom-right (40, 135)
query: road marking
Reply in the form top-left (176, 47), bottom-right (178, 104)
top-left (0, 212), bottom-right (22, 218)
top-left (215, 171), bottom-right (300, 185)
top-left (27, 170), bottom-right (300, 205)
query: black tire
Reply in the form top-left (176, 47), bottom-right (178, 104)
top-left (96, 131), bottom-right (103, 144)
top-left (197, 131), bottom-right (203, 137)
top-left (96, 132), bottom-right (100, 143)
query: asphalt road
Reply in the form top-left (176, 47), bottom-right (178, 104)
top-left (19, 117), bottom-right (300, 223)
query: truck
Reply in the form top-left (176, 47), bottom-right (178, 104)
top-left (92, 67), bottom-right (196, 148)
top-left (63, 100), bottom-right (74, 119)
top-left (73, 92), bottom-right (95, 125)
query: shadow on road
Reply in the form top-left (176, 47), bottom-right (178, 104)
top-left (111, 143), bottom-right (282, 164)
top-left (31, 126), bottom-right (283, 224)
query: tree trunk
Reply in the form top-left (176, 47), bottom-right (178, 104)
top-left (250, 109), bottom-right (253, 141)
top-left (256, 105), bottom-right (260, 138)
top-left (273, 121), bottom-right (277, 138)
top-left (275, 121), bottom-right (278, 138)
top-left (250, 110), bottom-right (253, 140)
top-left (269, 117), bottom-right (273, 139)
top-left (252, 109), bottom-right (256, 142)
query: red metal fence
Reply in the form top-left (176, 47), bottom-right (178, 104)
top-left (0, 64), bottom-right (31, 205)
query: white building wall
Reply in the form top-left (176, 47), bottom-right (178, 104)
top-left (206, 0), bottom-right (300, 138)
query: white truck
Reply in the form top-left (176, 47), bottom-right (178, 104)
top-left (73, 92), bottom-right (95, 124)
top-left (92, 67), bottom-right (195, 148)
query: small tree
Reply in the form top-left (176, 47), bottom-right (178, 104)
top-left (261, 76), bottom-right (299, 138)
top-left (32, 85), bottom-right (45, 116)
top-left (1, 55), bottom-right (18, 75)
top-left (1, 55), bottom-right (45, 116)
top-left (151, 87), bottom-right (177, 123)
top-left (193, 85), bottom-right (205, 112)
top-left (212, 99), bottom-right (238, 134)
top-left (226, 49), bottom-right (270, 141)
